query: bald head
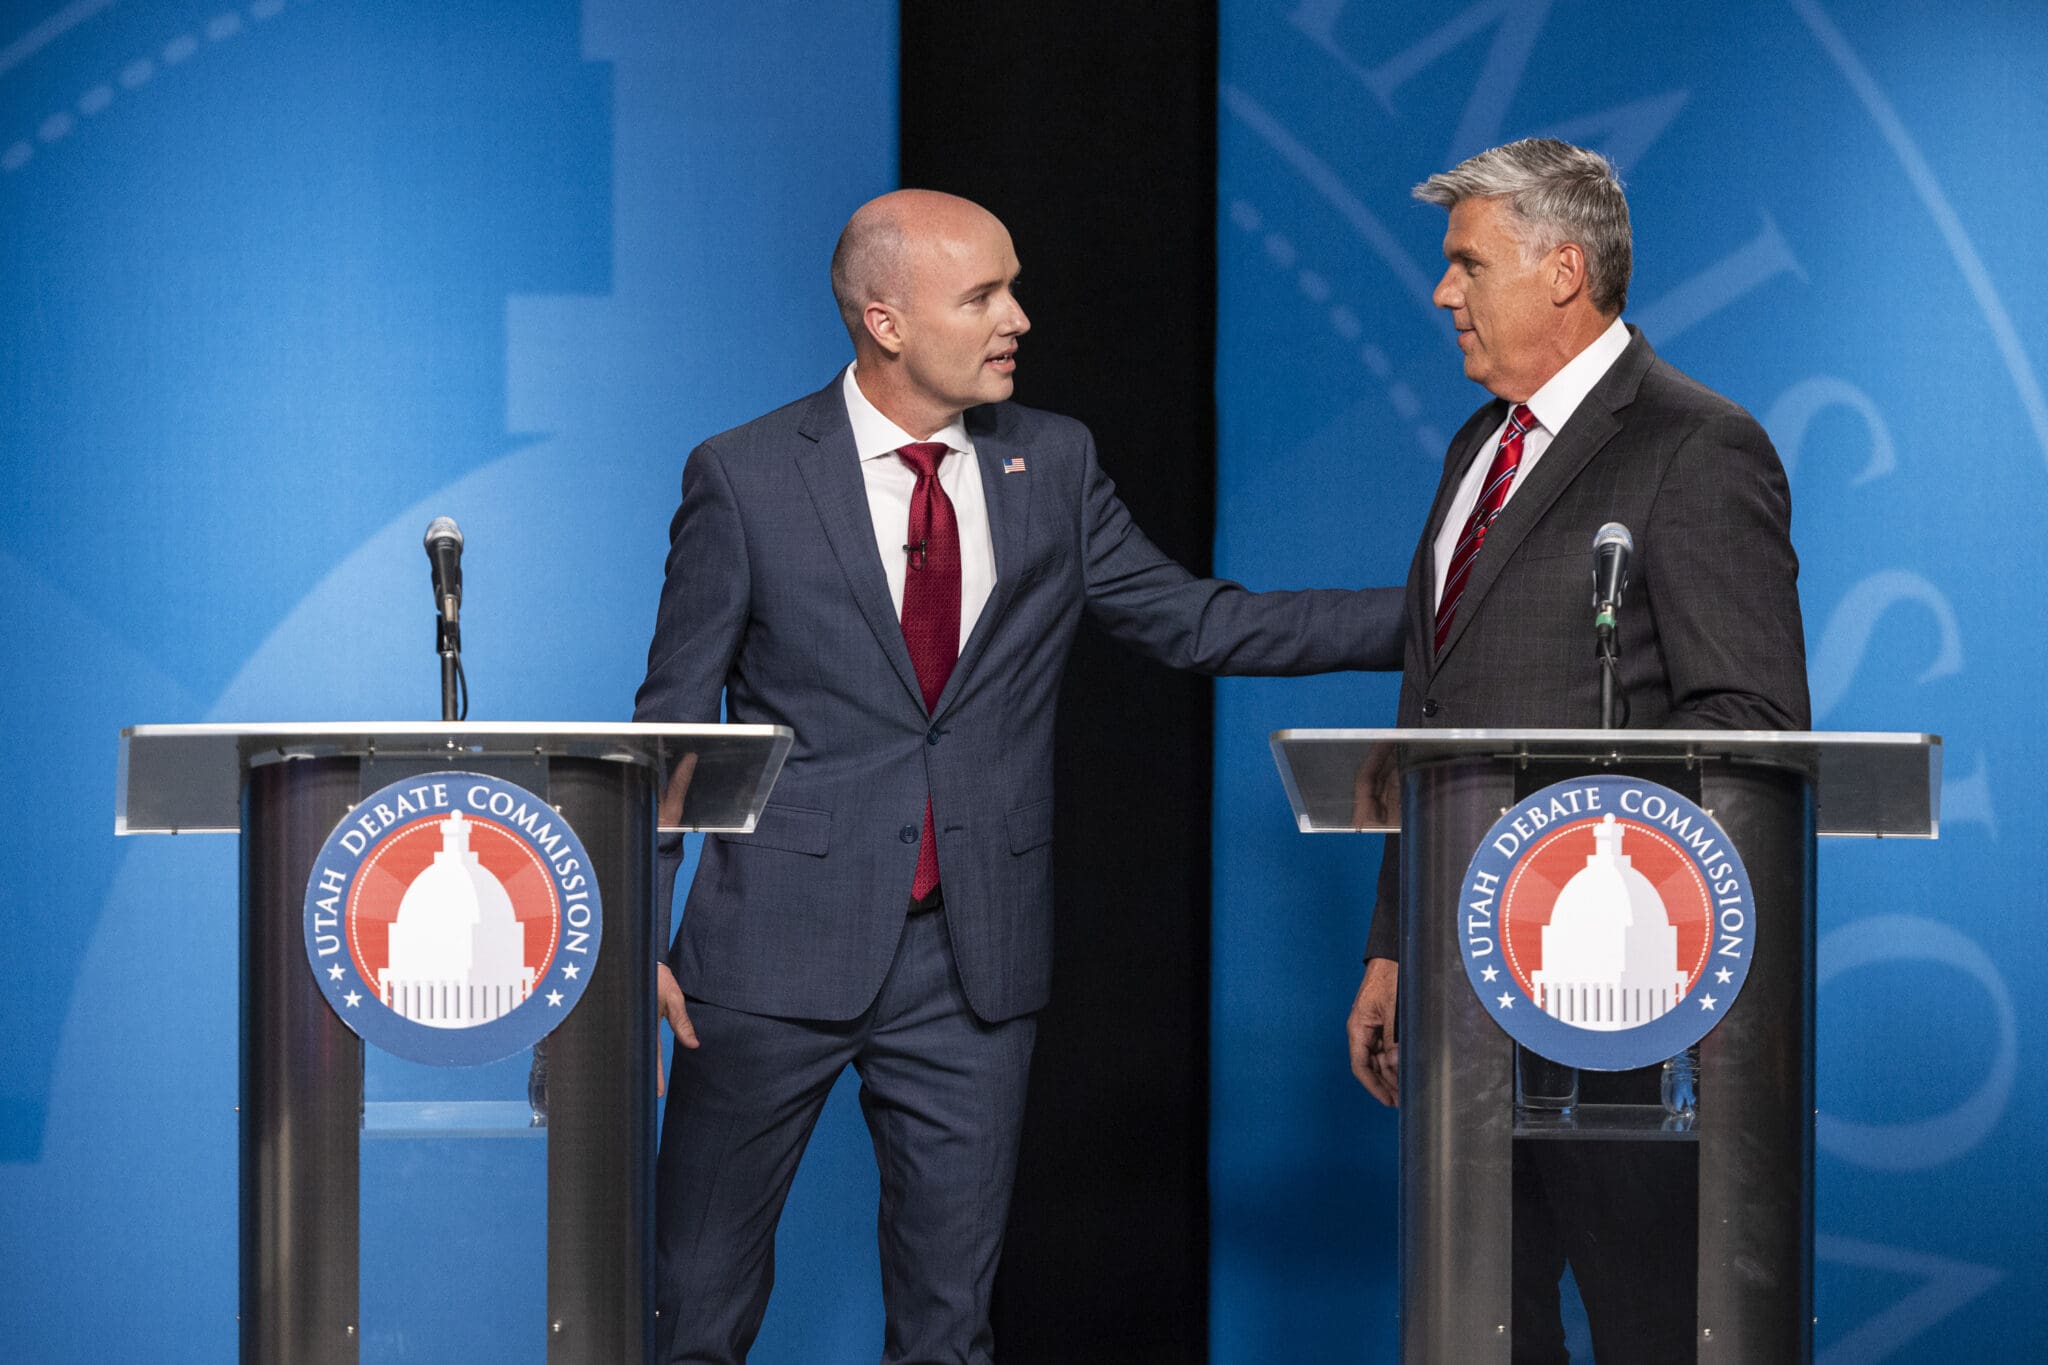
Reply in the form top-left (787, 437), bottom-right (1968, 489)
top-left (830, 190), bottom-right (1006, 347)
top-left (828, 188), bottom-right (1029, 436)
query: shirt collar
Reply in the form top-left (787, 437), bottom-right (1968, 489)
top-left (841, 364), bottom-right (973, 463)
top-left (1522, 315), bottom-right (1631, 437)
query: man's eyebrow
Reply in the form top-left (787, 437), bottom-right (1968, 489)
top-left (959, 273), bottom-right (1017, 299)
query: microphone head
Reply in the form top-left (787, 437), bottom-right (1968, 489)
top-left (424, 516), bottom-right (464, 551)
top-left (1591, 522), bottom-right (1633, 556)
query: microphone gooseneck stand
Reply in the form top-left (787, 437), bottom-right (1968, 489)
top-left (437, 612), bottom-right (466, 722)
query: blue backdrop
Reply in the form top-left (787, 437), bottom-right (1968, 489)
top-left (5, 1), bottom-right (2044, 1362)
top-left (1213, 1), bottom-right (2046, 1361)
top-left (1, 1), bottom-right (894, 1359)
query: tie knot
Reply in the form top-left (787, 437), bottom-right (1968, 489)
top-left (1507, 404), bottom-right (1537, 439)
top-left (897, 442), bottom-right (948, 479)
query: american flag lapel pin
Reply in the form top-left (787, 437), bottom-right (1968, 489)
top-left (1002, 455), bottom-right (1027, 474)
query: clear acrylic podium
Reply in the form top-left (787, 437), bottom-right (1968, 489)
top-left (1272, 728), bottom-right (1940, 1363)
top-left (117, 722), bottom-right (791, 1364)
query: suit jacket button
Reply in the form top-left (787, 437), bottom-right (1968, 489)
top-left (1422, 699), bottom-right (1441, 718)
top-left (927, 728), bottom-right (941, 746)
top-left (900, 825), bottom-right (919, 843)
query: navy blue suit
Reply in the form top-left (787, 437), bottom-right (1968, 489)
top-left (634, 376), bottom-right (1401, 1361)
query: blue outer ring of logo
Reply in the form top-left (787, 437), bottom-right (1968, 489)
top-left (1459, 776), bottom-right (1754, 1071)
top-left (301, 771), bottom-right (604, 1067)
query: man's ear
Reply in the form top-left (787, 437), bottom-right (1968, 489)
top-left (865, 302), bottom-right (904, 356)
top-left (1550, 242), bottom-right (1589, 307)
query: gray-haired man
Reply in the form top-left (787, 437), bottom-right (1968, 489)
top-left (1345, 138), bottom-right (1809, 1360)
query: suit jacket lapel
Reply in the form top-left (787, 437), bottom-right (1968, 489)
top-left (792, 383), bottom-right (928, 712)
top-left (934, 404), bottom-right (1030, 718)
top-left (1432, 330), bottom-right (1653, 667)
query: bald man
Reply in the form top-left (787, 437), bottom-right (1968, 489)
top-left (632, 190), bottom-right (1403, 1363)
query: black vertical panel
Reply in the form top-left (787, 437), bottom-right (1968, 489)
top-left (900, 5), bottom-right (1217, 1360)
top-left (545, 757), bottom-right (658, 1363)
top-left (242, 758), bottom-right (363, 1364)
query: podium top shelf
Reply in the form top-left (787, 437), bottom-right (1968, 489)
top-left (1269, 728), bottom-right (1940, 838)
top-left (116, 722), bottom-right (792, 836)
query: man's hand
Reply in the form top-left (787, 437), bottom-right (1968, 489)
top-left (1347, 957), bottom-right (1400, 1107)
top-left (658, 751), bottom-right (700, 830)
top-left (652, 749), bottom-right (701, 1098)
top-left (655, 962), bottom-right (699, 1097)
top-left (1349, 741), bottom-right (1399, 830)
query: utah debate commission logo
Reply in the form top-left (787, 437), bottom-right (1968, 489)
top-left (303, 773), bottom-right (602, 1066)
top-left (1460, 777), bottom-right (1753, 1072)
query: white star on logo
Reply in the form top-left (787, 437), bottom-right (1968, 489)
top-left (343, 991), bottom-right (362, 1008)
top-left (1497, 993), bottom-right (1514, 1009)
top-left (327, 963), bottom-right (345, 981)
top-left (1480, 965), bottom-right (1499, 982)
top-left (562, 963), bottom-right (580, 980)
top-left (546, 990), bottom-right (565, 1007)
top-left (1715, 967), bottom-right (1734, 984)
top-left (1700, 994), bottom-right (1719, 1011)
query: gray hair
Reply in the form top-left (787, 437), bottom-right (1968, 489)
top-left (829, 211), bottom-right (907, 342)
top-left (1413, 138), bottom-right (1632, 315)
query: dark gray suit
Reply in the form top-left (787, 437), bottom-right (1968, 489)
top-left (636, 375), bottom-right (1402, 1362)
top-left (1365, 327), bottom-right (1810, 960)
top-left (1363, 328), bottom-right (1810, 1362)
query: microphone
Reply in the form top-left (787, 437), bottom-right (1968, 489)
top-left (1591, 522), bottom-right (1633, 731)
top-left (424, 517), bottom-right (466, 721)
top-left (424, 517), bottom-right (464, 628)
top-left (1590, 522), bottom-right (1633, 631)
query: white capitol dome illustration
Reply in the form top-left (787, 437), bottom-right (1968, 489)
top-left (380, 810), bottom-right (537, 1027)
top-left (1529, 815), bottom-right (1688, 1030)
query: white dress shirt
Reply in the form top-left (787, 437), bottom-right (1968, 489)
top-left (842, 364), bottom-right (997, 645)
top-left (1431, 316), bottom-right (1633, 611)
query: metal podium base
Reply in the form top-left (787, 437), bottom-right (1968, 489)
top-left (239, 755), bottom-right (656, 1364)
top-left (1397, 752), bottom-right (1815, 1363)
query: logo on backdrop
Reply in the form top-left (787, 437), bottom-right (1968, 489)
top-left (302, 773), bottom-right (602, 1066)
top-left (1459, 776), bottom-right (1752, 1071)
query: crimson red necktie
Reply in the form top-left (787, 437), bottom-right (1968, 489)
top-left (1433, 403), bottom-right (1536, 657)
top-left (896, 442), bottom-right (959, 900)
